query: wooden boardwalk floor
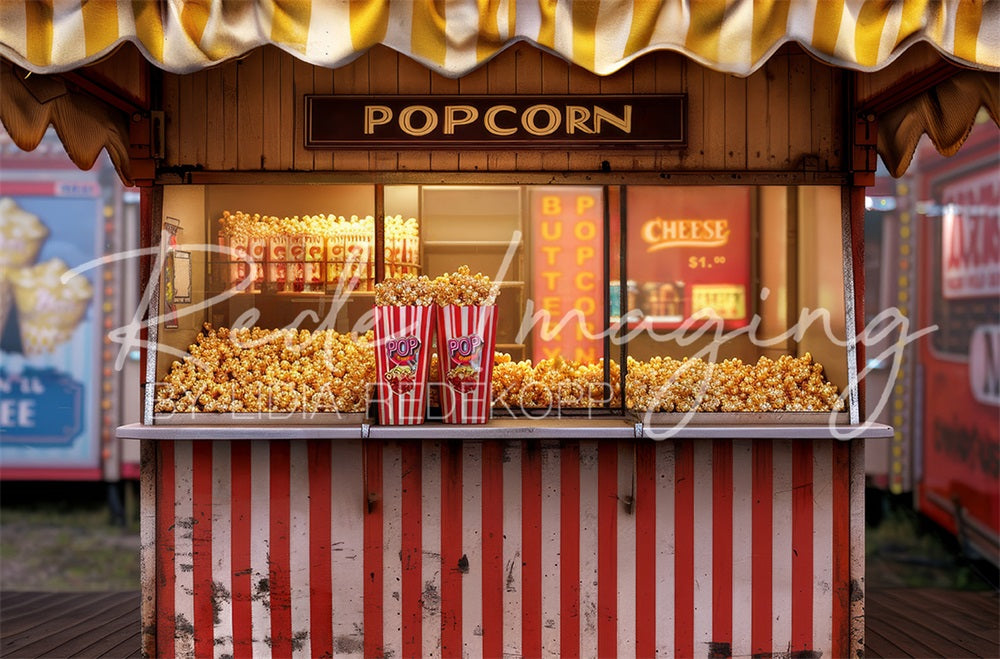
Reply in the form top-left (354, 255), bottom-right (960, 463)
top-left (1, 587), bottom-right (997, 657)
top-left (1, 591), bottom-right (141, 659)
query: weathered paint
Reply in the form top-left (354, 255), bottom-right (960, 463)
top-left (151, 437), bottom-right (860, 657)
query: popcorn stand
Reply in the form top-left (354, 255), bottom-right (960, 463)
top-left (1, 2), bottom-right (996, 657)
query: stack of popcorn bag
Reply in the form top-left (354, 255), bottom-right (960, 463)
top-left (0, 198), bottom-right (50, 337)
top-left (373, 274), bottom-right (436, 424)
top-left (433, 266), bottom-right (501, 424)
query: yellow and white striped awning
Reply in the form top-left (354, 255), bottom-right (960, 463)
top-left (0, 0), bottom-right (997, 77)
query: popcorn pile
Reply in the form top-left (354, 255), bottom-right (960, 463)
top-left (375, 266), bottom-right (500, 307)
top-left (154, 325), bottom-right (375, 414)
top-left (492, 353), bottom-right (622, 408)
top-left (625, 353), bottom-right (844, 412)
top-left (374, 274), bottom-right (435, 306)
top-left (431, 265), bottom-right (501, 306)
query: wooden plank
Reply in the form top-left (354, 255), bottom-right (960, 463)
top-left (0, 592), bottom-right (114, 636)
top-left (514, 45), bottom-right (543, 172)
top-left (702, 67), bottom-right (727, 170)
top-left (765, 53), bottom-right (790, 169)
top-left (566, 62), bottom-right (602, 172)
top-left (0, 592), bottom-right (127, 654)
top-left (292, 57), bottom-right (315, 171)
top-left (679, 59), bottom-right (702, 170)
top-left (222, 60), bottom-right (239, 171)
top-left (866, 598), bottom-right (983, 658)
top-left (203, 67), bottom-right (225, 170)
top-left (724, 72), bottom-right (747, 171)
top-left (161, 73), bottom-right (181, 166)
top-left (864, 625), bottom-right (911, 659)
top-left (540, 52), bottom-right (569, 172)
top-left (397, 53), bottom-right (432, 171)
top-left (293, 48), bottom-right (317, 170)
top-left (279, 52), bottom-right (296, 170)
top-left (370, 47), bottom-right (400, 173)
top-left (487, 50), bottom-right (518, 171)
top-left (29, 600), bottom-right (139, 658)
top-left (175, 72), bottom-right (196, 165)
top-left (745, 62), bottom-right (769, 169)
top-left (458, 63), bottom-right (489, 171)
top-left (787, 51), bottom-right (811, 169)
top-left (810, 58), bottom-right (835, 171)
top-left (874, 588), bottom-right (1000, 650)
top-left (333, 51), bottom-right (370, 171)
top-left (654, 51), bottom-right (685, 171)
top-left (237, 47), bottom-right (265, 171)
top-left (429, 69), bottom-right (459, 172)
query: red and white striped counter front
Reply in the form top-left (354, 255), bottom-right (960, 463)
top-left (119, 419), bottom-right (890, 658)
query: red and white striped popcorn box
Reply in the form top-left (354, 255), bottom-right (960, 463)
top-left (248, 237), bottom-right (266, 291)
top-left (436, 305), bottom-right (498, 424)
top-left (267, 234), bottom-right (288, 288)
top-left (374, 305), bottom-right (435, 425)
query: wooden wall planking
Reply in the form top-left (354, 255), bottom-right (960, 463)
top-left (766, 54), bottom-right (790, 170)
top-left (160, 45), bottom-right (845, 175)
top-left (162, 73), bottom-right (181, 166)
top-left (237, 49), bottom-right (265, 172)
top-left (457, 62), bottom-right (490, 172)
top-left (487, 49), bottom-right (519, 171)
top-left (311, 57), bottom-right (334, 172)
top-left (370, 46), bottom-right (401, 173)
top-left (397, 53), bottom-right (432, 172)
top-left (788, 53), bottom-right (812, 170)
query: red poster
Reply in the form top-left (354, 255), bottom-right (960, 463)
top-left (530, 187), bottom-right (604, 363)
top-left (625, 186), bottom-right (751, 328)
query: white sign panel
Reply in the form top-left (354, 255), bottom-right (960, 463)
top-left (941, 168), bottom-right (1000, 299)
top-left (969, 325), bottom-right (1000, 406)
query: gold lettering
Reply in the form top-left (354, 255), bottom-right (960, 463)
top-left (566, 106), bottom-right (594, 134)
top-left (541, 345), bottom-right (562, 359)
top-left (522, 104), bottom-right (561, 136)
top-left (444, 105), bottom-right (479, 134)
top-left (541, 271), bottom-right (561, 289)
top-left (576, 195), bottom-right (595, 215)
top-left (593, 105), bottom-right (631, 133)
top-left (542, 296), bottom-right (562, 315)
top-left (541, 196), bottom-right (562, 216)
top-left (573, 220), bottom-right (596, 241)
top-left (540, 245), bottom-right (561, 265)
top-left (365, 105), bottom-right (392, 134)
top-left (399, 106), bottom-right (438, 136)
top-left (485, 105), bottom-right (517, 136)
top-left (574, 271), bottom-right (595, 291)
top-left (574, 297), bottom-right (596, 314)
top-left (540, 219), bottom-right (562, 239)
top-left (576, 245), bottom-right (594, 266)
top-left (574, 346), bottom-right (597, 362)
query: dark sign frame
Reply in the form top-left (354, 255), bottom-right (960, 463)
top-left (305, 94), bottom-right (685, 149)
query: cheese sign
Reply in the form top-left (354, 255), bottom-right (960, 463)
top-left (305, 95), bottom-right (685, 148)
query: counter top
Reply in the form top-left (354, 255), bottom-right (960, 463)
top-left (117, 418), bottom-right (893, 441)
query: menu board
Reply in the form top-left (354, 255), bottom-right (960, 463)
top-left (624, 186), bottom-right (752, 328)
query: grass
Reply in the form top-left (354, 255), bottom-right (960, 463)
top-left (0, 482), bottom-right (140, 592)
top-left (866, 491), bottom-right (997, 591)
